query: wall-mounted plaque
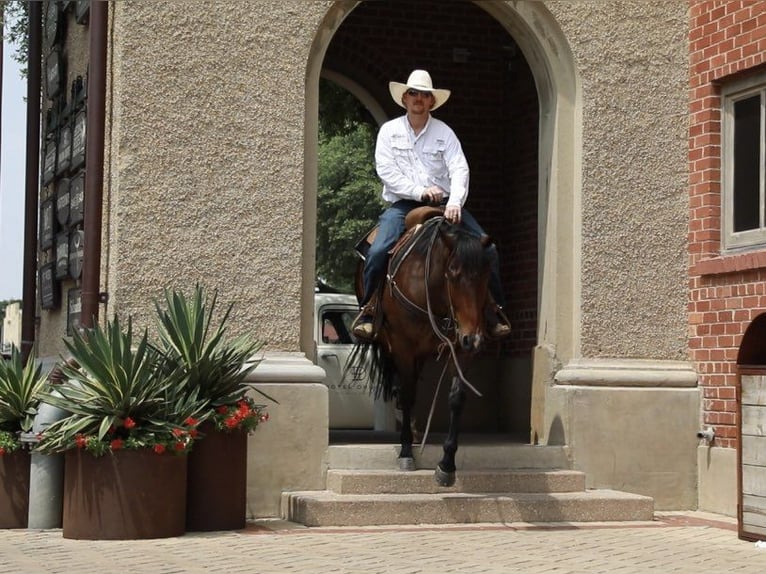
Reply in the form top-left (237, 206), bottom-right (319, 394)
top-left (69, 229), bottom-right (84, 279)
top-left (75, 0), bottom-right (90, 25)
top-left (55, 231), bottom-right (70, 280)
top-left (67, 287), bottom-right (82, 336)
top-left (39, 262), bottom-right (59, 310)
top-left (42, 136), bottom-right (57, 186)
top-left (71, 109), bottom-right (86, 171)
top-left (44, 1), bottom-right (63, 49)
top-left (69, 171), bottom-right (84, 225)
top-left (57, 118), bottom-right (72, 175)
top-left (55, 178), bottom-right (71, 227)
top-left (40, 197), bottom-right (56, 250)
top-left (72, 75), bottom-right (86, 108)
top-left (46, 47), bottom-right (64, 100)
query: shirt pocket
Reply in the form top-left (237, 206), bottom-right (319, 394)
top-left (391, 142), bottom-right (414, 172)
top-left (421, 144), bottom-right (448, 178)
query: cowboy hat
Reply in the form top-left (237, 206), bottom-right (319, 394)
top-left (389, 70), bottom-right (451, 111)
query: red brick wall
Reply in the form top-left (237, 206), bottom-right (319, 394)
top-left (689, 0), bottom-right (766, 448)
top-left (324, 1), bottom-right (540, 357)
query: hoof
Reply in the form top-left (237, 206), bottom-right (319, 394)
top-left (434, 465), bottom-right (455, 487)
top-left (398, 457), bottom-right (415, 471)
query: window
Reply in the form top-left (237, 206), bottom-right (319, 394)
top-left (723, 75), bottom-right (766, 250)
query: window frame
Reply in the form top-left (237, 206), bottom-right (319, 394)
top-left (722, 73), bottom-right (766, 252)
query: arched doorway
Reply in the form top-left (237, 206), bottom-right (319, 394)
top-left (303, 1), bottom-right (580, 444)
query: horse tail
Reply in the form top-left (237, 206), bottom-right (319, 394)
top-left (344, 341), bottom-right (397, 402)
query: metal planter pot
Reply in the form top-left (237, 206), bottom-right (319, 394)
top-left (0, 450), bottom-right (31, 529)
top-left (62, 449), bottom-right (187, 539)
top-left (186, 424), bottom-right (248, 531)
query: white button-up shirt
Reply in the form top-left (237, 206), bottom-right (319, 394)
top-left (375, 115), bottom-right (470, 208)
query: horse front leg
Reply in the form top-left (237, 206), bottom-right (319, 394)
top-left (435, 375), bottom-right (465, 487)
top-left (397, 375), bottom-right (416, 471)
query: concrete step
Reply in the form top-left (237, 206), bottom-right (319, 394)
top-left (326, 469), bottom-right (586, 495)
top-left (327, 443), bottom-right (571, 471)
top-left (282, 489), bottom-right (655, 527)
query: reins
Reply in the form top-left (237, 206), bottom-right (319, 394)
top-left (421, 219), bottom-right (482, 398)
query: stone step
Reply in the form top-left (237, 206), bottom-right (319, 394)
top-left (327, 443), bottom-right (571, 471)
top-left (282, 489), bottom-right (655, 527)
top-left (326, 469), bottom-right (586, 495)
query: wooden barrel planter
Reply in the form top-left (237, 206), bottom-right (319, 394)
top-left (186, 424), bottom-right (248, 531)
top-left (62, 449), bottom-right (187, 540)
top-left (0, 450), bottom-right (31, 529)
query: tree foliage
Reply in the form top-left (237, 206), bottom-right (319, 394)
top-left (1, 1), bottom-right (29, 77)
top-left (316, 79), bottom-right (383, 293)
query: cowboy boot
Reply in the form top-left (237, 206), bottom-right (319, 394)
top-left (486, 302), bottom-right (511, 339)
top-left (352, 297), bottom-right (378, 341)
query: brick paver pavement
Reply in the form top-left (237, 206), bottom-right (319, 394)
top-left (1, 513), bottom-right (766, 573)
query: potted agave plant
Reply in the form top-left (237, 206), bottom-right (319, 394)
top-left (0, 347), bottom-right (47, 529)
top-left (36, 316), bottom-right (207, 540)
top-left (154, 285), bottom-right (271, 531)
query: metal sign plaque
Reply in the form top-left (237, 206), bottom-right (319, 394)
top-left (43, 136), bottom-right (57, 186)
top-left (69, 230), bottom-right (84, 279)
top-left (71, 110), bottom-right (86, 171)
top-left (40, 197), bottom-right (56, 251)
top-left (55, 231), bottom-right (70, 280)
top-left (39, 262), bottom-right (59, 310)
top-left (67, 287), bottom-right (82, 336)
top-left (69, 171), bottom-right (84, 225)
top-left (55, 178), bottom-right (71, 227)
top-left (57, 120), bottom-right (72, 175)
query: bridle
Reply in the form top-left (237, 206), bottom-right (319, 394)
top-left (386, 216), bottom-right (481, 398)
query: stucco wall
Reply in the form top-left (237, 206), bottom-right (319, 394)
top-left (104, 0), bottom-right (332, 351)
top-left (547, 1), bottom-right (689, 360)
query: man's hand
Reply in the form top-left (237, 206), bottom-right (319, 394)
top-left (444, 204), bottom-right (461, 224)
top-left (421, 186), bottom-right (444, 204)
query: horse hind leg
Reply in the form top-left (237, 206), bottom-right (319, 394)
top-left (434, 376), bottom-right (465, 487)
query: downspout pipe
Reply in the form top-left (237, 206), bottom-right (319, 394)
top-left (80, 1), bottom-right (108, 329)
top-left (20, 1), bottom-right (42, 362)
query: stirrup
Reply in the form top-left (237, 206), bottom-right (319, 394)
top-left (352, 310), bottom-right (375, 341)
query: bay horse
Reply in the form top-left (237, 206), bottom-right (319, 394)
top-left (351, 206), bottom-right (492, 487)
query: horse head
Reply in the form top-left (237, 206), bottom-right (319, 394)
top-left (439, 223), bottom-right (491, 352)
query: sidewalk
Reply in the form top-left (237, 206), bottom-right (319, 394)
top-left (1, 512), bottom-right (765, 573)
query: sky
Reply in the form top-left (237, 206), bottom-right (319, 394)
top-left (0, 35), bottom-right (26, 302)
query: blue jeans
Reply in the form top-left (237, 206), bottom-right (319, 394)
top-left (361, 199), bottom-right (505, 308)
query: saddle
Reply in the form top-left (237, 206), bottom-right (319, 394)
top-left (354, 206), bottom-right (444, 261)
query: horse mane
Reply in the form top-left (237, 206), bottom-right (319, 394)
top-left (412, 219), bottom-right (489, 278)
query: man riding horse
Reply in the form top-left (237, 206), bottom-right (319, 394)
top-left (352, 69), bottom-right (511, 341)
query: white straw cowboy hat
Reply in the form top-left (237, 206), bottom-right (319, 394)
top-left (389, 69), bottom-right (451, 111)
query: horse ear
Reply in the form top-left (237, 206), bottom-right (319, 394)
top-left (441, 226), bottom-right (458, 250)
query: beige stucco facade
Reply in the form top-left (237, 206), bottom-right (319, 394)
top-left (34, 1), bottom-right (707, 515)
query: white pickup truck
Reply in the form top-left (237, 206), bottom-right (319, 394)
top-left (314, 292), bottom-right (395, 430)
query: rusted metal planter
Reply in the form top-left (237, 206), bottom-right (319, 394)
top-left (186, 424), bottom-right (248, 531)
top-left (63, 449), bottom-right (187, 540)
top-left (0, 450), bottom-right (31, 529)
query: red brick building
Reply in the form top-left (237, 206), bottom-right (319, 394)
top-left (689, 1), bottom-right (766, 447)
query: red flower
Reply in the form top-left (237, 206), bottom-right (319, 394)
top-left (110, 438), bottom-right (124, 451)
top-left (0, 447), bottom-right (6, 456)
top-left (224, 416), bottom-right (239, 429)
top-left (260, 413), bottom-right (269, 422)
top-left (74, 434), bottom-right (88, 449)
top-left (173, 441), bottom-right (186, 451)
top-left (184, 417), bottom-right (199, 427)
top-left (153, 444), bottom-right (166, 455)
top-left (189, 429), bottom-right (199, 438)
top-left (171, 428), bottom-right (185, 438)
top-left (216, 405), bottom-right (229, 414)
top-left (123, 417), bottom-right (136, 429)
